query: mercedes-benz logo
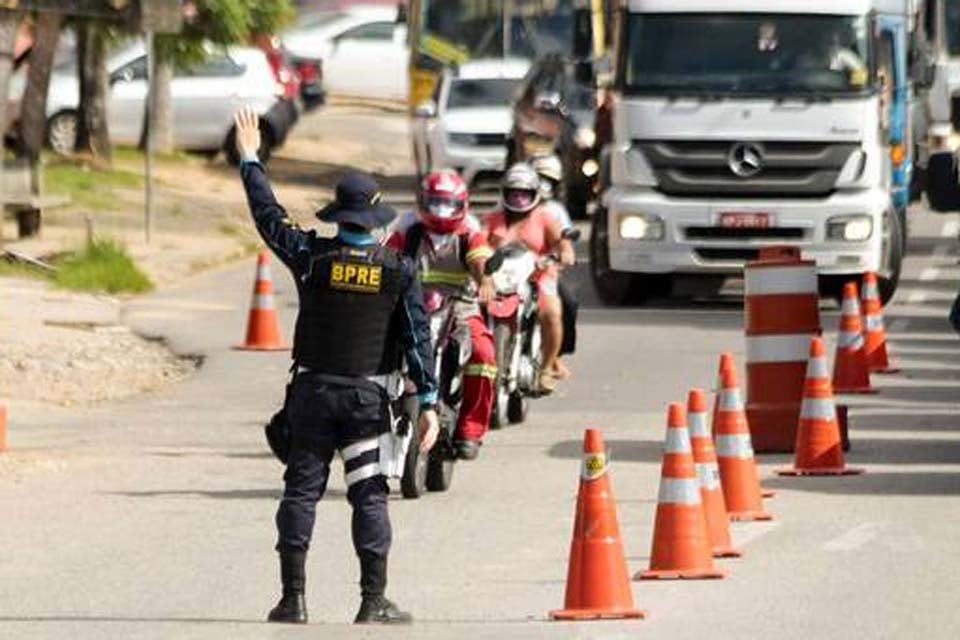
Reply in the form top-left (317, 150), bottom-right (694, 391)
top-left (727, 142), bottom-right (764, 178)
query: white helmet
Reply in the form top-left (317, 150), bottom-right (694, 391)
top-left (530, 154), bottom-right (563, 198)
top-left (501, 162), bottom-right (541, 214)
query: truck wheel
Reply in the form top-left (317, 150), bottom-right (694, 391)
top-left (877, 208), bottom-right (903, 306)
top-left (590, 207), bottom-right (635, 305)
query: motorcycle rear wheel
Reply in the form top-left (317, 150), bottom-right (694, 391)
top-left (491, 323), bottom-right (513, 430)
top-left (426, 448), bottom-right (455, 492)
top-left (400, 440), bottom-right (428, 499)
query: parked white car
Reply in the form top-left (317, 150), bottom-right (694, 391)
top-left (411, 58), bottom-right (530, 187)
top-left (37, 42), bottom-right (291, 163)
top-left (283, 7), bottom-right (408, 101)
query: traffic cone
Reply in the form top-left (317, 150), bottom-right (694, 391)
top-left (0, 402), bottom-right (7, 452)
top-left (636, 403), bottom-right (726, 580)
top-left (234, 251), bottom-right (288, 351)
top-left (715, 353), bottom-right (775, 499)
top-left (833, 281), bottom-right (876, 394)
top-left (688, 389), bottom-right (741, 558)
top-left (550, 429), bottom-right (645, 621)
top-left (778, 338), bottom-right (865, 476)
top-left (714, 368), bottom-right (773, 522)
top-left (861, 272), bottom-right (898, 373)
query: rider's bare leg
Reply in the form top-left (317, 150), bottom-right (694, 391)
top-left (538, 293), bottom-right (563, 391)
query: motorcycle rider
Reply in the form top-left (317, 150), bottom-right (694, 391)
top-left (529, 155), bottom-right (578, 378)
top-left (485, 163), bottom-right (575, 394)
top-left (387, 170), bottom-right (497, 461)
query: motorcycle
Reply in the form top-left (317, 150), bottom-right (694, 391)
top-left (484, 228), bottom-right (580, 430)
top-left (398, 288), bottom-right (467, 498)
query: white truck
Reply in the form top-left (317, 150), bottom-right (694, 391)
top-left (592, 0), bottom-right (912, 305)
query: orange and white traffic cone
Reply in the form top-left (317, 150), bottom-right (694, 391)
top-left (714, 367), bottom-right (773, 522)
top-left (550, 429), bottom-right (645, 621)
top-left (235, 251), bottom-right (288, 351)
top-left (779, 337), bottom-right (865, 476)
top-left (861, 272), bottom-right (898, 373)
top-left (833, 281), bottom-right (875, 394)
top-left (714, 353), bottom-right (775, 499)
top-left (637, 403), bottom-right (726, 580)
top-left (688, 389), bottom-right (741, 558)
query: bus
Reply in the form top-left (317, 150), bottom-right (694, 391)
top-left (406, 0), bottom-right (612, 108)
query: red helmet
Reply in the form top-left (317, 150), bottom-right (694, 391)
top-left (418, 170), bottom-right (468, 234)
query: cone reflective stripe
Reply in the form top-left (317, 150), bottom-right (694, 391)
top-left (637, 403), bottom-right (725, 580)
top-left (861, 272), bottom-right (898, 373)
top-left (779, 337), bottom-right (865, 476)
top-left (713, 367), bottom-right (773, 522)
top-left (688, 389), bottom-right (741, 559)
top-left (235, 251), bottom-right (289, 351)
top-left (744, 247), bottom-right (822, 453)
top-left (550, 429), bottom-right (645, 621)
top-left (832, 281), bottom-right (875, 394)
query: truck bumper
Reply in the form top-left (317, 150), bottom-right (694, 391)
top-left (603, 187), bottom-right (888, 276)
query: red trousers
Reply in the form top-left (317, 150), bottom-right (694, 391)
top-left (456, 314), bottom-right (496, 442)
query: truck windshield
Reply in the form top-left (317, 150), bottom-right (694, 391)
top-left (620, 13), bottom-right (871, 97)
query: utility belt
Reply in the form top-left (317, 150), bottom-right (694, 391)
top-left (293, 366), bottom-right (404, 400)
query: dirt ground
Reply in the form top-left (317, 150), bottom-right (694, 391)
top-left (0, 103), bottom-right (415, 408)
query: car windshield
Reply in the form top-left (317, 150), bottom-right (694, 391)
top-left (620, 13), bottom-right (871, 97)
top-left (419, 0), bottom-right (592, 63)
top-left (446, 77), bottom-right (520, 109)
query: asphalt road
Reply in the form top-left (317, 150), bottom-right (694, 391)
top-left (2, 118), bottom-right (960, 639)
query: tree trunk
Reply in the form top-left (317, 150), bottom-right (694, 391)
top-left (0, 10), bottom-right (21, 141)
top-left (75, 21), bottom-right (111, 163)
top-left (18, 12), bottom-right (63, 162)
top-left (141, 54), bottom-right (174, 154)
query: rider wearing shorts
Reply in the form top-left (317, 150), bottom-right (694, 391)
top-left (387, 170), bottom-right (496, 460)
top-left (484, 163), bottom-right (575, 394)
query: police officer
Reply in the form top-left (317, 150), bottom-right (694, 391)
top-left (232, 108), bottom-right (440, 625)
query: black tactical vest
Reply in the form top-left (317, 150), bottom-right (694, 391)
top-left (293, 241), bottom-right (404, 376)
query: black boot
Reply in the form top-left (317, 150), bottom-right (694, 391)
top-left (267, 549), bottom-right (308, 624)
top-left (354, 554), bottom-right (412, 624)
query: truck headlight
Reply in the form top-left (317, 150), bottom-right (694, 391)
top-left (619, 213), bottom-right (664, 240)
top-left (827, 215), bottom-right (873, 241)
top-left (574, 126), bottom-right (596, 149)
top-left (448, 133), bottom-right (478, 146)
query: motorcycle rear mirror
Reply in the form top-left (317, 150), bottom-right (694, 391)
top-left (484, 250), bottom-right (505, 276)
top-left (562, 227), bottom-right (582, 242)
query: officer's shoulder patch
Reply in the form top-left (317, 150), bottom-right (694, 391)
top-left (330, 261), bottom-right (382, 294)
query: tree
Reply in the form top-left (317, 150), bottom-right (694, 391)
top-left (145, 0), bottom-right (295, 155)
top-left (0, 10), bottom-right (22, 145)
top-left (75, 20), bottom-right (112, 163)
top-left (18, 12), bottom-right (64, 163)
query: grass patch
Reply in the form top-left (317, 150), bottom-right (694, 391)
top-left (0, 259), bottom-right (50, 280)
top-left (53, 239), bottom-right (153, 294)
top-left (44, 160), bottom-right (143, 211)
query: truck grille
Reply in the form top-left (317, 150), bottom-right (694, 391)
top-left (684, 226), bottom-right (806, 240)
top-left (695, 247), bottom-right (761, 262)
top-left (638, 140), bottom-right (858, 198)
top-left (474, 133), bottom-right (507, 146)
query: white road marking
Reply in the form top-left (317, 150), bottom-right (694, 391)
top-left (824, 522), bottom-right (887, 552)
top-left (941, 219), bottom-right (960, 238)
top-left (933, 244), bottom-right (950, 258)
top-left (906, 289), bottom-right (927, 303)
top-left (919, 267), bottom-right (940, 281)
top-left (887, 319), bottom-right (908, 332)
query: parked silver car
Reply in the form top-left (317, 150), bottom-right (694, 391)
top-left (36, 43), bottom-right (292, 163)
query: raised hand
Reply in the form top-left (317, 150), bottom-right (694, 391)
top-left (233, 106), bottom-right (262, 161)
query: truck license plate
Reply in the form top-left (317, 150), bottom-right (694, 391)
top-left (718, 212), bottom-right (770, 228)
